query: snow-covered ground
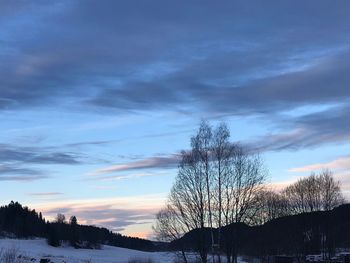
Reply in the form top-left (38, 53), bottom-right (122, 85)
top-left (0, 238), bottom-right (175, 263)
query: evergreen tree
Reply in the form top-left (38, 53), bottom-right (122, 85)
top-left (69, 216), bottom-right (79, 248)
top-left (47, 224), bottom-right (60, 247)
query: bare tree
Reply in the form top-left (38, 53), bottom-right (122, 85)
top-left (281, 170), bottom-right (344, 259)
top-left (56, 213), bottom-right (66, 224)
top-left (283, 170), bottom-right (344, 214)
top-left (252, 190), bottom-right (290, 225)
top-left (169, 149), bottom-right (209, 263)
top-left (191, 120), bottom-right (215, 263)
top-left (153, 204), bottom-right (189, 263)
top-left (212, 123), bottom-right (232, 263)
top-left (154, 121), bottom-right (267, 263)
top-left (221, 146), bottom-right (266, 263)
top-left (319, 170), bottom-right (345, 210)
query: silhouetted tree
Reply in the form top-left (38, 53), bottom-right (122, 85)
top-left (212, 122), bottom-right (232, 263)
top-left (154, 204), bottom-right (189, 263)
top-left (283, 170), bottom-right (344, 214)
top-left (170, 147), bottom-right (209, 262)
top-left (191, 120), bottom-right (215, 263)
top-left (253, 190), bottom-right (290, 225)
top-left (56, 213), bottom-right (66, 224)
top-left (155, 121), bottom-right (267, 263)
top-left (221, 146), bottom-right (266, 263)
top-left (69, 216), bottom-right (79, 248)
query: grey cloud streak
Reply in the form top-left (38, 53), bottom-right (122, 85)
top-left (0, 144), bottom-right (82, 181)
top-left (248, 104), bottom-right (350, 152)
top-left (0, 164), bottom-right (48, 181)
top-left (91, 155), bottom-right (180, 179)
top-left (0, 144), bottom-right (81, 164)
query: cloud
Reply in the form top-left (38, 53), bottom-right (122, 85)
top-left (0, 143), bottom-right (82, 164)
top-left (63, 140), bottom-right (114, 148)
top-left (0, 144), bottom-right (82, 181)
top-left (32, 194), bottom-right (166, 236)
top-left (91, 47), bottom-right (350, 116)
top-left (62, 129), bottom-right (192, 149)
top-left (0, 175), bottom-right (48, 182)
top-left (289, 156), bottom-right (350, 173)
top-left (246, 104), bottom-right (350, 152)
top-left (91, 155), bottom-right (179, 176)
top-left (92, 173), bottom-right (163, 182)
top-left (0, 164), bottom-right (48, 181)
top-left (0, 164), bottom-right (39, 175)
top-left (28, 192), bottom-right (63, 197)
top-left (0, 0), bottom-right (349, 117)
top-left (1, 0), bottom-right (350, 151)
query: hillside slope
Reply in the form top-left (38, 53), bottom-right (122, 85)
top-left (171, 204), bottom-right (350, 257)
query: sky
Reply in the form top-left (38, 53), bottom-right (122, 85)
top-left (0, 0), bottom-right (350, 239)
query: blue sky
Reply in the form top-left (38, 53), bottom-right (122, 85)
top-left (1, 0), bottom-right (350, 238)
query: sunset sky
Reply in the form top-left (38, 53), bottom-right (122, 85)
top-left (1, 1), bottom-right (350, 238)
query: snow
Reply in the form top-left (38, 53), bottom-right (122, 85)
top-left (0, 238), bottom-right (175, 263)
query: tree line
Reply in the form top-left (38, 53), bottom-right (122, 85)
top-left (0, 201), bottom-right (155, 251)
top-left (154, 121), bottom-right (345, 263)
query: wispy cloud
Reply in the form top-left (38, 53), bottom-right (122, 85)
top-left (28, 192), bottom-right (63, 197)
top-left (289, 156), bottom-right (350, 173)
top-left (0, 143), bottom-right (82, 164)
top-left (92, 172), bottom-right (164, 182)
top-left (246, 104), bottom-right (350, 152)
top-left (0, 164), bottom-right (48, 181)
top-left (0, 144), bottom-right (84, 181)
top-left (0, 175), bottom-right (49, 182)
top-left (90, 155), bottom-right (179, 176)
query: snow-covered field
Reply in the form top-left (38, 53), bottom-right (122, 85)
top-left (0, 238), bottom-right (175, 263)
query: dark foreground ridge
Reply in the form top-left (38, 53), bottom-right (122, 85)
top-left (171, 204), bottom-right (350, 258)
top-left (0, 201), bottom-right (157, 251)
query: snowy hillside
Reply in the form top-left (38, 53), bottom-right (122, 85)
top-left (0, 238), bottom-right (174, 263)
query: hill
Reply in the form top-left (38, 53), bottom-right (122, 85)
top-left (171, 204), bottom-right (350, 257)
top-left (0, 201), bottom-right (156, 251)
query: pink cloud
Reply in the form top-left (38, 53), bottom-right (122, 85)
top-left (289, 156), bottom-right (350, 172)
